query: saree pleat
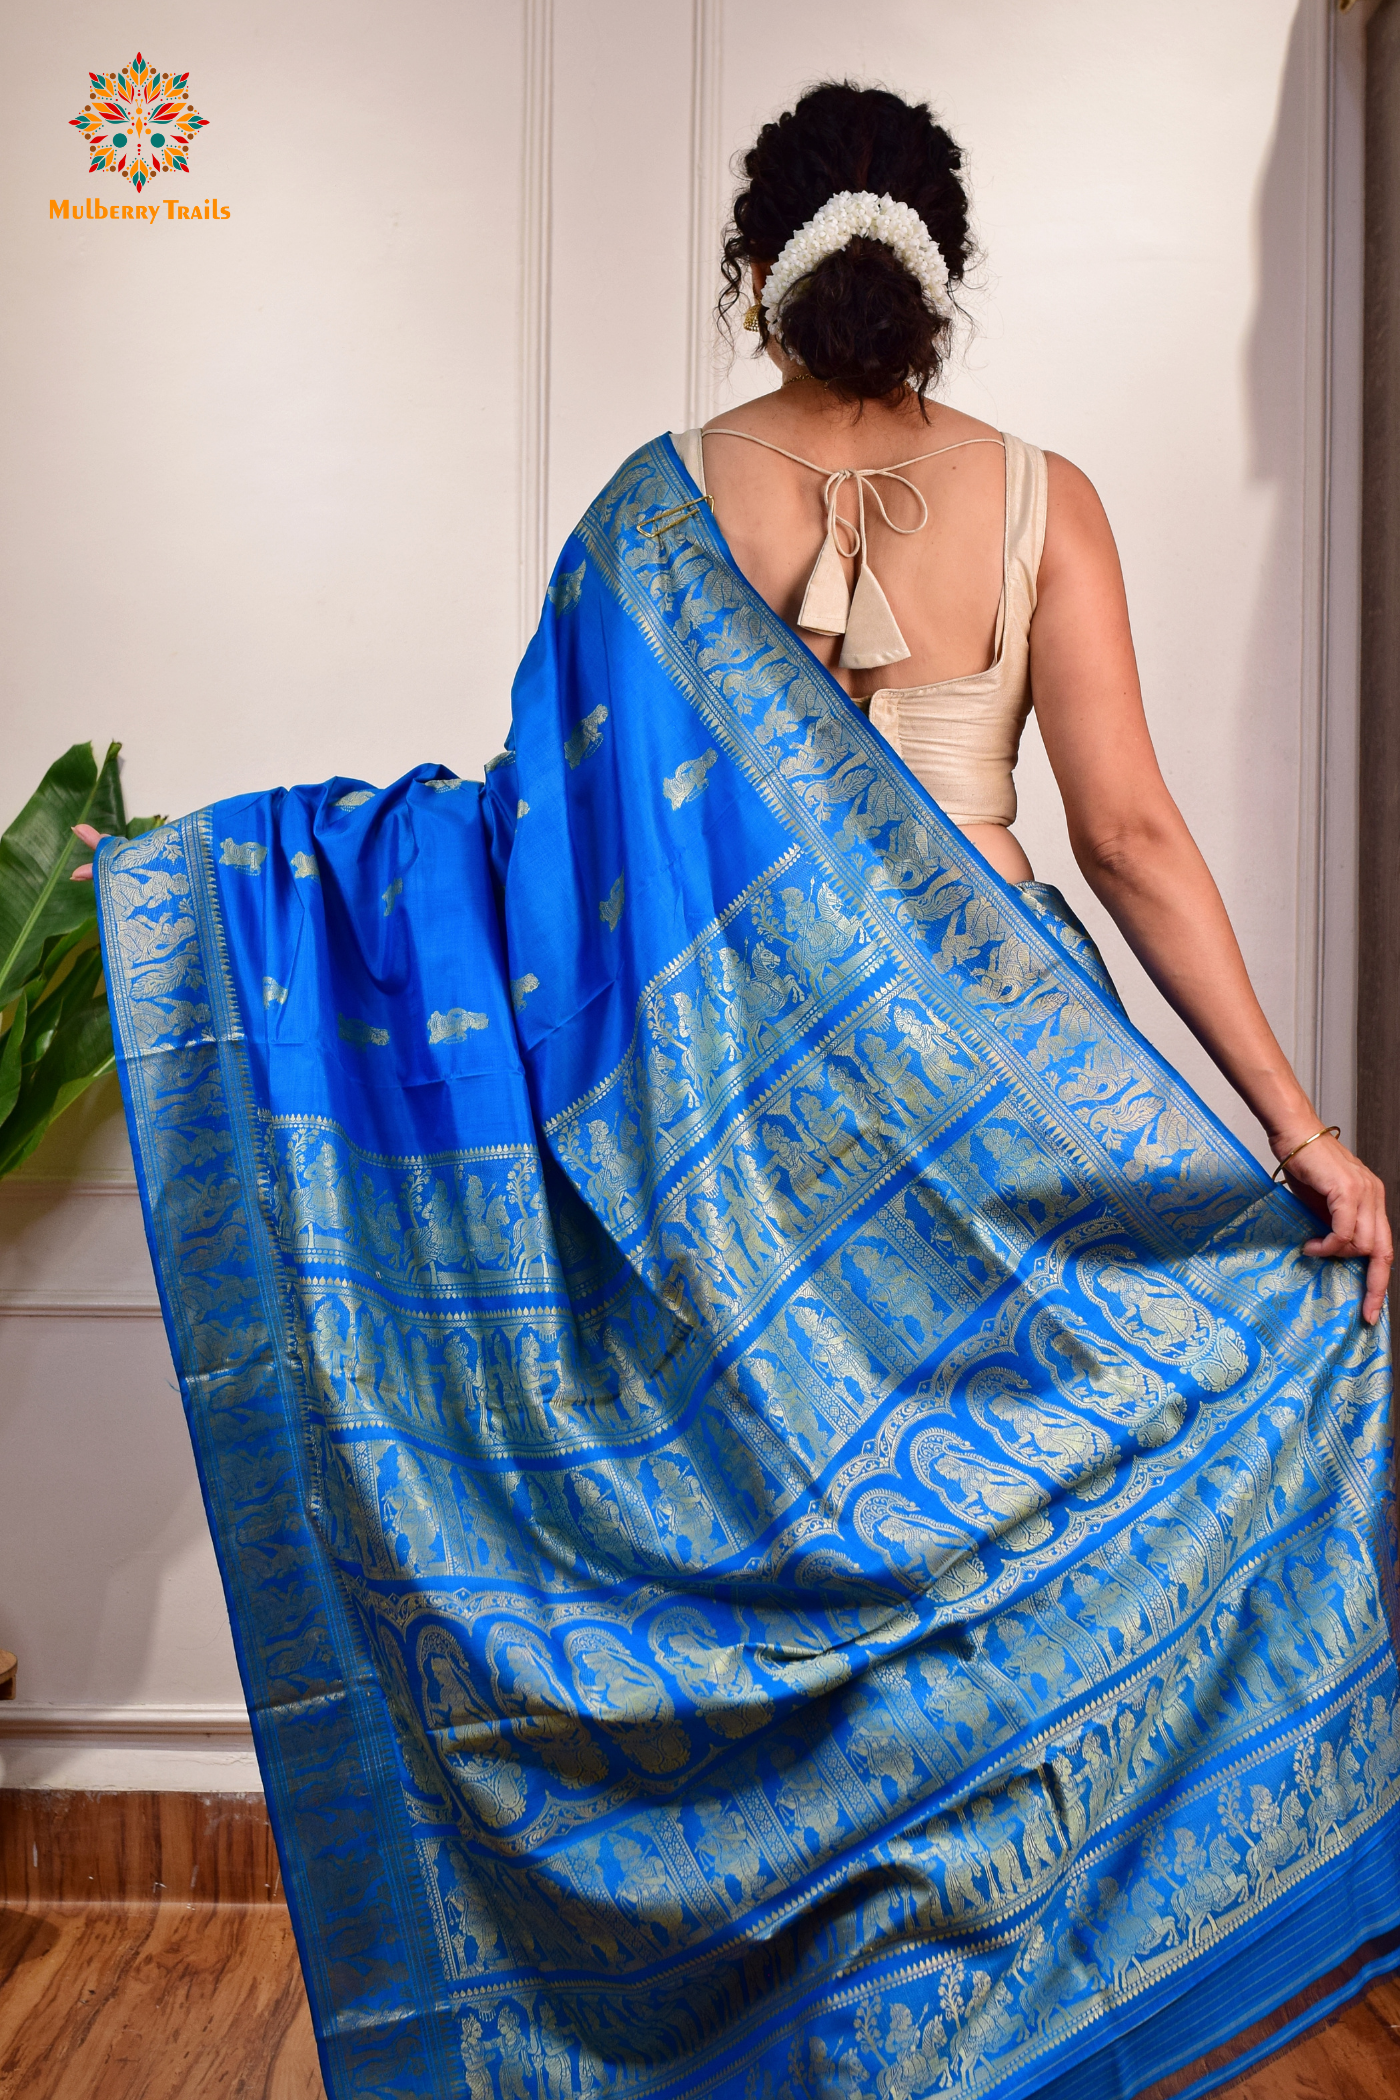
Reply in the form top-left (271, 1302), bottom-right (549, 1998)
top-left (96, 434), bottom-right (1400, 2100)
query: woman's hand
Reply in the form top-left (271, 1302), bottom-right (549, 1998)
top-left (69, 823), bottom-right (108, 881)
top-left (1273, 1128), bottom-right (1391, 1327)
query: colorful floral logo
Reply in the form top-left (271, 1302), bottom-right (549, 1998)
top-left (69, 53), bottom-right (207, 195)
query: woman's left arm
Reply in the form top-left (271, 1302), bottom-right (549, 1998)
top-left (1029, 452), bottom-right (1391, 1324)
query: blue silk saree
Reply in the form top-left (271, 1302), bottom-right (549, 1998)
top-left (97, 435), bottom-right (1400, 2100)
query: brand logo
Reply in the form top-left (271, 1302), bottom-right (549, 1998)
top-left (69, 51), bottom-right (207, 195)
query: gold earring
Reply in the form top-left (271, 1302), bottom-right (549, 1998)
top-left (743, 301), bottom-right (762, 332)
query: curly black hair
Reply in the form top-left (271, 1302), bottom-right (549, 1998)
top-left (719, 82), bottom-right (972, 405)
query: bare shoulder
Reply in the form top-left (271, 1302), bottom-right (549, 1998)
top-left (699, 395), bottom-right (1001, 444)
top-left (1040, 451), bottom-right (1122, 580)
top-left (928, 402), bottom-right (1001, 445)
top-left (1044, 450), bottom-right (1110, 520)
top-left (701, 397), bottom-right (770, 435)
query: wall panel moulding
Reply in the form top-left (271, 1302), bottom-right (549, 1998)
top-left (0, 1787), bottom-right (283, 1904)
top-left (0, 1181), bottom-right (159, 1316)
top-left (0, 1708), bottom-right (254, 1741)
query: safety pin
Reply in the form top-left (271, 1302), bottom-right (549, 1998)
top-left (642, 498), bottom-right (713, 539)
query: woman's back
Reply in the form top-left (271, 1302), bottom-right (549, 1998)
top-left (697, 388), bottom-right (1008, 697)
top-left (684, 385), bottom-right (1044, 878)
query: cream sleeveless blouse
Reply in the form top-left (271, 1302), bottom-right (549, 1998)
top-left (672, 425), bottom-right (1048, 829)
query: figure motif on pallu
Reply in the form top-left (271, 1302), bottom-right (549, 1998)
top-left (98, 435), bottom-right (1400, 2100)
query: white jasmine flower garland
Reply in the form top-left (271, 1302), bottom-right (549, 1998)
top-left (760, 190), bottom-right (951, 346)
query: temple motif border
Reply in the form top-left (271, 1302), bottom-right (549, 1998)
top-left (96, 812), bottom-right (458, 2098)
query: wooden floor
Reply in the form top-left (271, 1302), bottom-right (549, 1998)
top-left (0, 1900), bottom-right (1398, 2099)
top-left (0, 1901), bottom-right (324, 2100)
top-left (1186, 1970), bottom-right (1400, 2098)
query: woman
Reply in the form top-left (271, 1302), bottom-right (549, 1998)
top-left (92, 80), bottom-right (1398, 2100)
top-left (690, 87), bottom-right (1388, 1306)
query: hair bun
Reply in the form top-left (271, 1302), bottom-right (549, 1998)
top-left (779, 236), bottom-right (942, 400)
top-left (720, 82), bottom-right (972, 404)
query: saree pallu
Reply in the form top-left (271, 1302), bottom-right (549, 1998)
top-left (97, 435), bottom-right (1400, 2100)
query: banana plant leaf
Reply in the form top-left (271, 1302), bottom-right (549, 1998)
top-left (0, 742), bottom-right (161, 1180)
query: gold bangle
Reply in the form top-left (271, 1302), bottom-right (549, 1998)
top-left (1271, 1124), bottom-right (1342, 1182)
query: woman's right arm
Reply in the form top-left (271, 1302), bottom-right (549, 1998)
top-left (1028, 454), bottom-right (1390, 1323)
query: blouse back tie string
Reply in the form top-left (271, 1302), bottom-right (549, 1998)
top-left (702, 430), bottom-right (1005, 671)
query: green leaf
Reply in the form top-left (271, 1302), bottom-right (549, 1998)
top-left (27, 917), bottom-right (101, 1003)
top-left (0, 993), bottom-right (115, 1179)
top-left (0, 992), bottom-right (28, 1127)
top-left (0, 745), bottom-right (164, 1183)
top-left (0, 740), bottom-right (129, 1009)
top-left (24, 946), bottom-right (104, 1069)
top-left (89, 740), bottom-right (129, 836)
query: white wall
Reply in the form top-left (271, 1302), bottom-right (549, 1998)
top-left (0, 0), bottom-right (1361, 1785)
